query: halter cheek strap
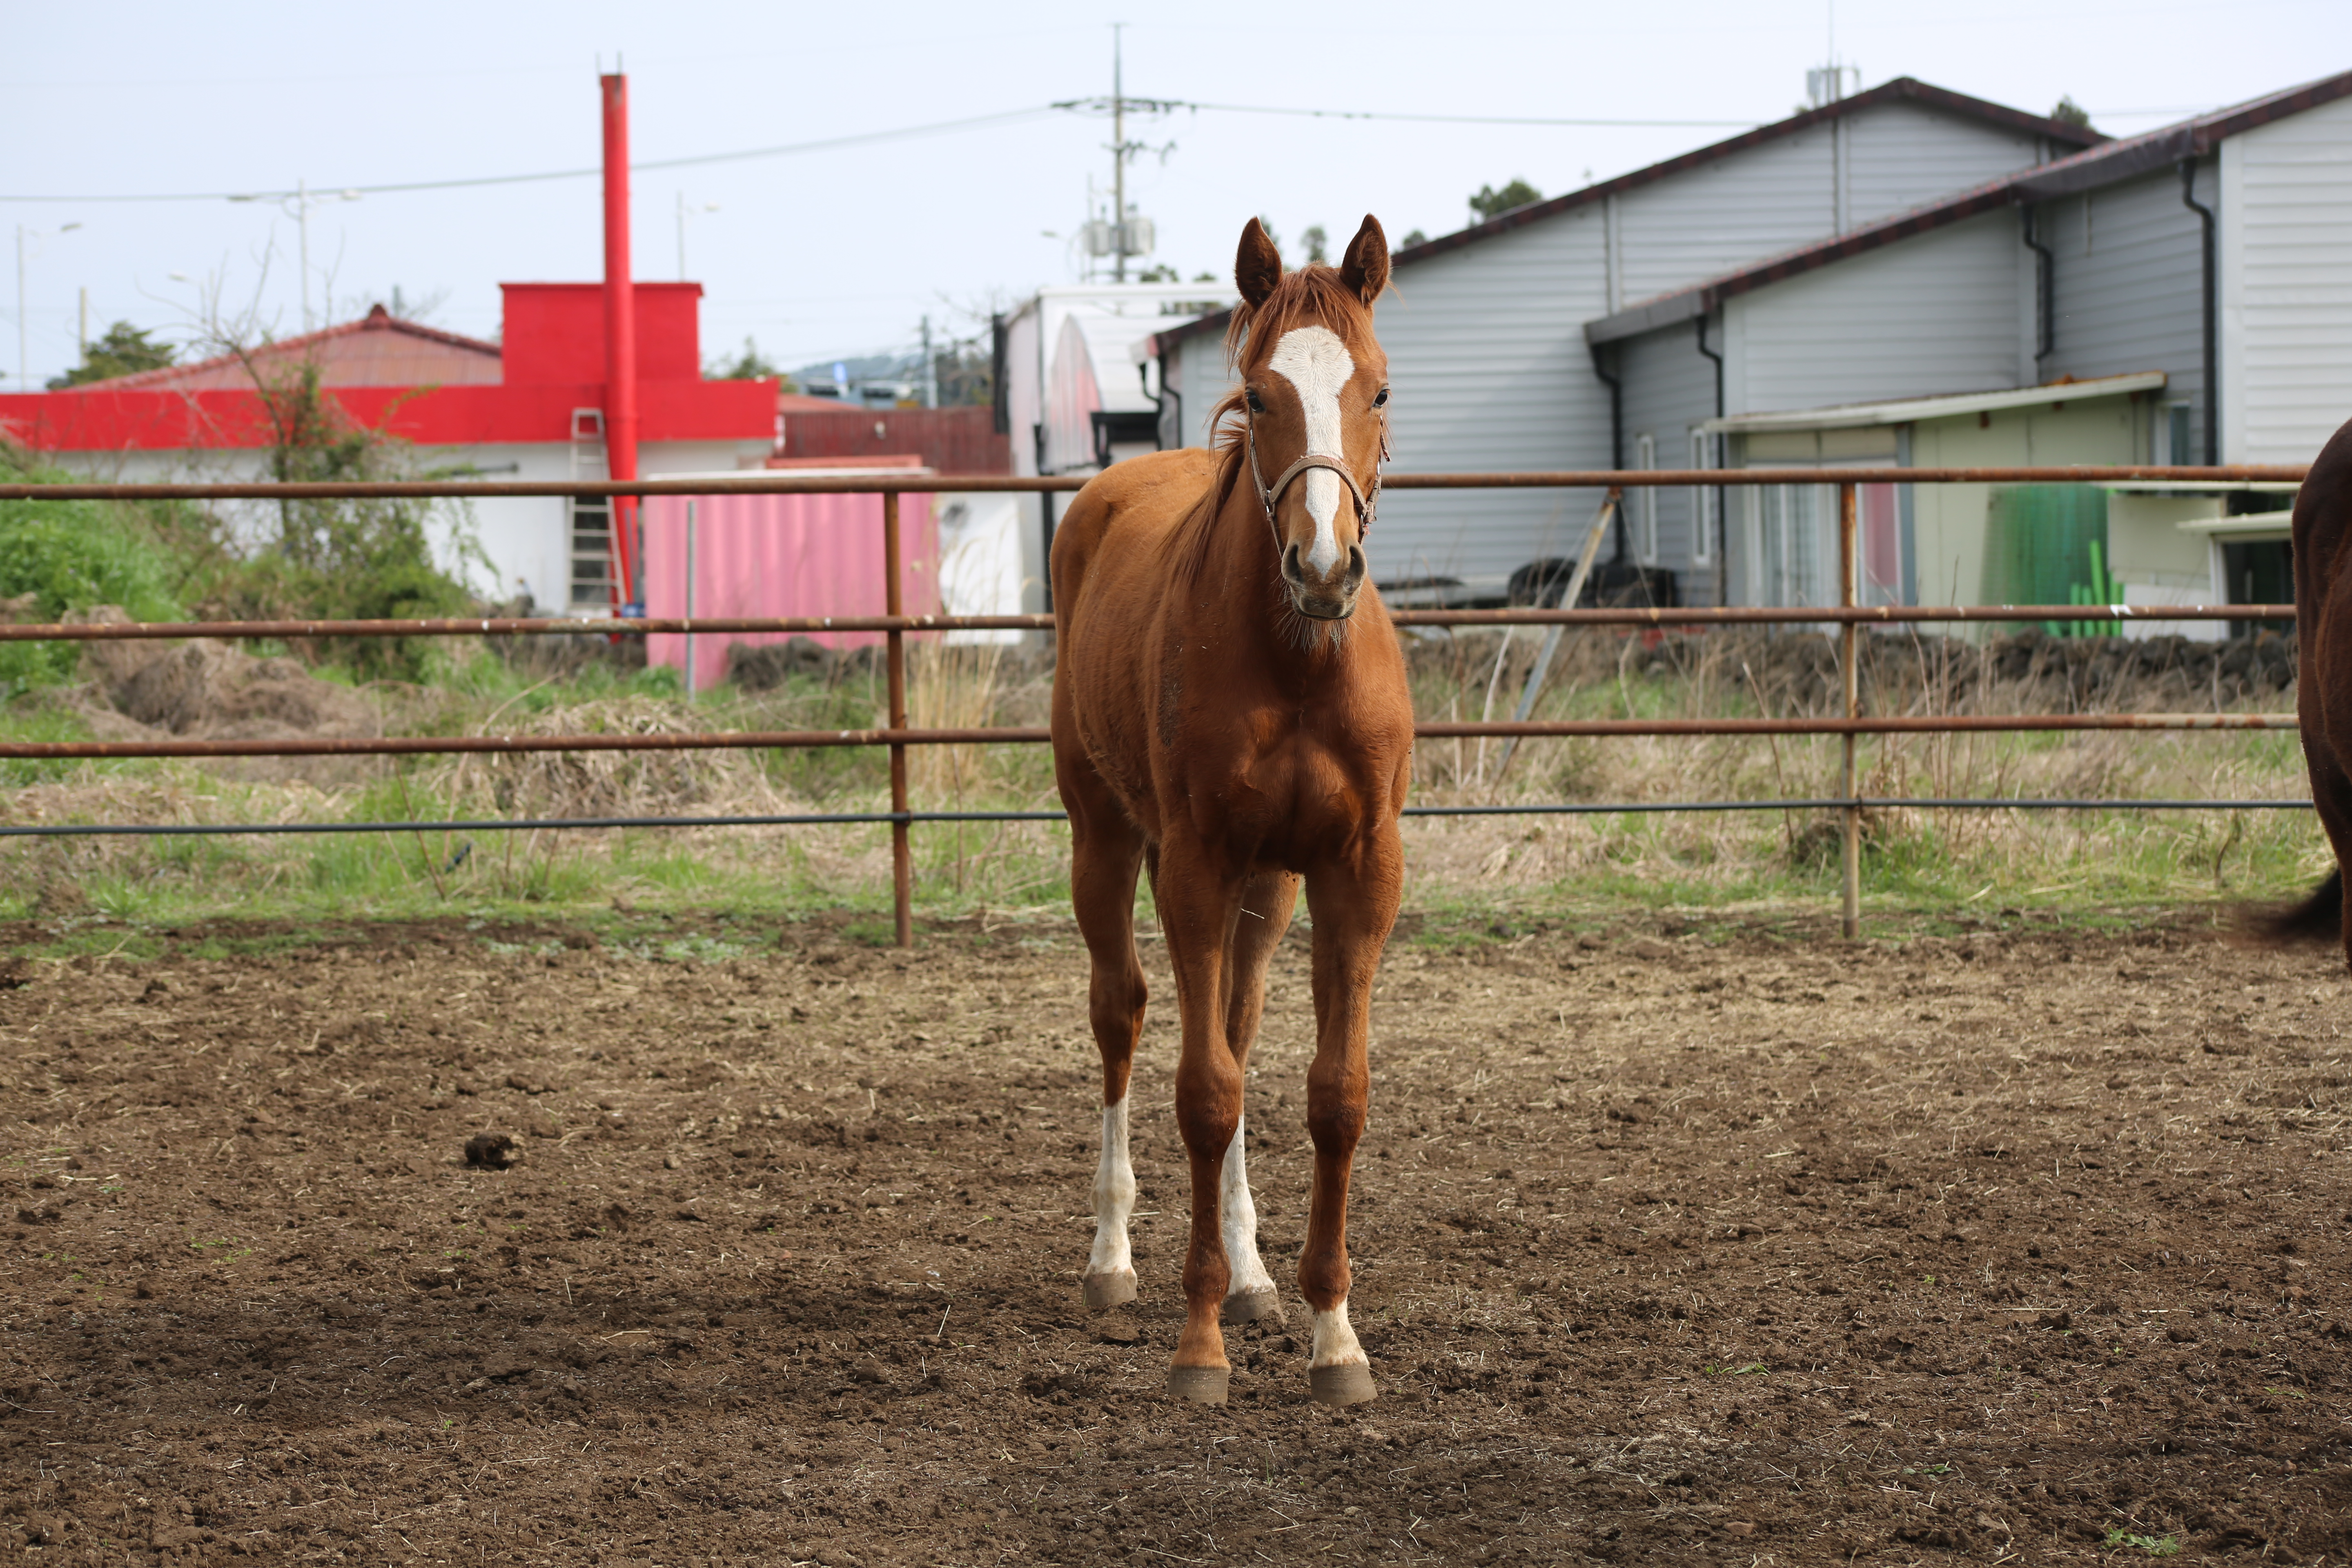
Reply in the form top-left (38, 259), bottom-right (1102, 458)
top-left (1245, 413), bottom-right (1390, 552)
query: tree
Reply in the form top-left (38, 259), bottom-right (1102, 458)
top-left (2049, 95), bottom-right (2094, 130)
top-left (1301, 225), bottom-right (1330, 265)
top-left (707, 336), bottom-right (793, 389)
top-left (1401, 229), bottom-right (1428, 249)
top-left (1469, 179), bottom-right (1542, 222)
top-left (47, 321), bottom-right (175, 388)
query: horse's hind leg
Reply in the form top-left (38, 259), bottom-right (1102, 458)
top-left (1218, 869), bottom-right (1299, 1326)
top-left (1068, 790), bottom-right (1149, 1310)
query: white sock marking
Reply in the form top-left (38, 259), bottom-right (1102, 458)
top-left (1219, 1114), bottom-right (1277, 1302)
top-left (1087, 1094), bottom-right (1136, 1281)
top-left (1311, 1302), bottom-right (1367, 1369)
top-left (1266, 325), bottom-right (1356, 577)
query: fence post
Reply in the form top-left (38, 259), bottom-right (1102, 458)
top-left (884, 490), bottom-right (912, 947)
top-left (1839, 481), bottom-right (1860, 940)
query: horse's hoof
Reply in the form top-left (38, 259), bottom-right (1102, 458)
top-left (1221, 1287), bottom-right (1284, 1325)
top-left (1082, 1270), bottom-right (1138, 1310)
top-left (1309, 1363), bottom-right (1378, 1408)
top-left (1166, 1365), bottom-right (1230, 1404)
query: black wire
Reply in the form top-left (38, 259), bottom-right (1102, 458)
top-left (0, 798), bottom-right (2311, 838)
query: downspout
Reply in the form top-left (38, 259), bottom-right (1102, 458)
top-left (600, 72), bottom-right (640, 612)
top-left (1695, 310), bottom-right (1727, 604)
top-left (2180, 158), bottom-right (2219, 463)
top-left (2020, 204), bottom-right (2055, 371)
top-left (1588, 340), bottom-right (1626, 561)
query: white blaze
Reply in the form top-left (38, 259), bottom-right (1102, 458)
top-left (1266, 325), bottom-right (1356, 576)
top-left (1311, 1302), bottom-right (1368, 1369)
top-left (1219, 1115), bottom-right (1277, 1301)
top-left (1087, 1094), bottom-right (1136, 1281)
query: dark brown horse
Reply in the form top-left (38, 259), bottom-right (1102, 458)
top-left (2272, 416), bottom-right (2352, 956)
top-left (1049, 216), bottom-right (1413, 1406)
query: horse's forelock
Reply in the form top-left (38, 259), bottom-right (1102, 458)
top-left (1180, 266), bottom-right (1377, 587)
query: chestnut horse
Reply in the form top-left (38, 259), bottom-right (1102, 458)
top-left (2270, 414), bottom-right (2352, 956)
top-left (1050, 216), bottom-right (1413, 1406)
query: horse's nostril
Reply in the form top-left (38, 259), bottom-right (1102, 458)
top-left (1281, 543), bottom-right (1305, 582)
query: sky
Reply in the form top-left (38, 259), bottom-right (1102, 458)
top-left (6, 0), bottom-right (2350, 390)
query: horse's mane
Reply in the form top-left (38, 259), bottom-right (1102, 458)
top-left (1175, 264), bottom-right (1378, 586)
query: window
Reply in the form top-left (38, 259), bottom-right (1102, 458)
top-left (2159, 400), bottom-right (2196, 466)
top-left (569, 497), bottom-right (616, 609)
top-left (1634, 432), bottom-right (1658, 563)
top-left (1688, 430), bottom-right (1714, 566)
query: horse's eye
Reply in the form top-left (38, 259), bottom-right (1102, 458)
top-left (1245, 388), bottom-right (1265, 413)
top-left (1372, 386), bottom-right (1390, 408)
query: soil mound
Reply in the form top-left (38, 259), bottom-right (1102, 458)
top-left (67, 606), bottom-right (384, 778)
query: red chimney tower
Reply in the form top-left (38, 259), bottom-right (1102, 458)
top-left (600, 71), bottom-right (640, 610)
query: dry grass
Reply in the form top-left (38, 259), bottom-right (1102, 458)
top-left (0, 626), bottom-right (2318, 924)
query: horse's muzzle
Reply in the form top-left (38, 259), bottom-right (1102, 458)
top-left (1281, 541), bottom-right (1368, 621)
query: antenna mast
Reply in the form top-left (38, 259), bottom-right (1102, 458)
top-left (1112, 24), bottom-right (1127, 282)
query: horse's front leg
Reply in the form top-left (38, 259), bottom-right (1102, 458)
top-left (1157, 836), bottom-right (1247, 1403)
top-left (1298, 835), bottom-right (1403, 1406)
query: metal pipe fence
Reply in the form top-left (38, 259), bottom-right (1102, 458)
top-left (0, 466), bottom-right (2310, 941)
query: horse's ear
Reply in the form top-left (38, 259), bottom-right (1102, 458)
top-left (1236, 218), bottom-right (1282, 308)
top-left (1340, 216), bottom-right (1391, 305)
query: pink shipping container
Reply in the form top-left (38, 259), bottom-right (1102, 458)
top-left (639, 474), bottom-right (940, 692)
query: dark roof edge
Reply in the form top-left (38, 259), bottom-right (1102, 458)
top-left (1383, 76), bottom-right (2103, 272)
top-left (1584, 185), bottom-right (2017, 344)
top-left (1588, 67), bottom-right (2352, 345)
top-left (1144, 76), bottom-right (2103, 363)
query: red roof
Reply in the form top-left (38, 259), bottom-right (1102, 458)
top-left (80, 305), bottom-right (502, 392)
top-left (0, 283), bottom-right (775, 453)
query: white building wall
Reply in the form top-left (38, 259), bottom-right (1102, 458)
top-left (2221, 92), bottom-right (2352, 464)
top-left (1727, 209), bottom-right (2027, 415)
top-left (2036, 166), bottom-right (2207, 435)
top-left (1369, 203), bottom-right (1612, 588)
top-left (1614, 103), bottom-right (2046, 307)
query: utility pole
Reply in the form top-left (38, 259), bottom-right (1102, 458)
top-left (297, 178), bottom-right (311, 331)
top-left (920, 315), bottom-right (938, 409)
top-left (1112, 23), bottom-right (1127, 282)
top-left (78, 287), bottom-right (87, 357)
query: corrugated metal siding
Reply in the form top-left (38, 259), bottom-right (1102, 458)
top-left (2036, 168), bottom-right (2204, 434)
top-left (1368, 205), bottom-right (1614, 586)
top-left (2224, 93), bottom-right (2352, 463)
top-left (1618, 320), bottom-right (1724, 603)
top-left (1844, 104), bottom-right (2047, 227)
top-left (1731, 210), bottom-right (2027, 413)
top-left (1616, 130), bottom-right (1837, 303)
top-left (1614, 103), bottom-right (2054, 309)
top-left (779, 407), bottom-right (1011, 474)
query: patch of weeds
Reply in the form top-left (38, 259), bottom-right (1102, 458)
top-left (2104, 1530), bottom-right (2180, 1557)
top-left (844, 920), bottom-right (898, 947)
top-left (2266, 1385), bottom-right (2307, 1400)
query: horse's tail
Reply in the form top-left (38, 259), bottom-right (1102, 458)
top-left (2258, 866), bottom-right (2343, 945)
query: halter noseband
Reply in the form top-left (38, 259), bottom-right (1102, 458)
top-left (1244, 410), bottom-right (1389, 552)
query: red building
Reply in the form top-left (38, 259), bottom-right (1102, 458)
top-left (0, 284), bottom-right (778, 612)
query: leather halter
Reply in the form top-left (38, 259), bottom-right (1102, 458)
top-left (1245, 409), bottom-right (1389, 554)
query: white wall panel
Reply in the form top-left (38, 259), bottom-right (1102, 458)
top-left (1734, 211), bottom-right (2026, 414)
top-left (2223, 94), bottom-right (2352, 464)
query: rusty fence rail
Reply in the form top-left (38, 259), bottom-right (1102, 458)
top-left (0, 466), bottom-right (2310, 942)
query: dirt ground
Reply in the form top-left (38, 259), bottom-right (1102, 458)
top-left (7, 905), bottom-right (2352, 1566)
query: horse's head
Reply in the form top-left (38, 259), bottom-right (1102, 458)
top-left (1229, 215), bottom-right (1391, 623)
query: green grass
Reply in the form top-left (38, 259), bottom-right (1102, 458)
top-left (0, 629), bottom-right (2322, 944)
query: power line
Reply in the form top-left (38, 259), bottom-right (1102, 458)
top-left (0, 95), bottom-right (1762, 207)
top-left (1062, 97), bottom-right (1761, 129)
top-left (0, 106), bottom-right (1060, 205)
